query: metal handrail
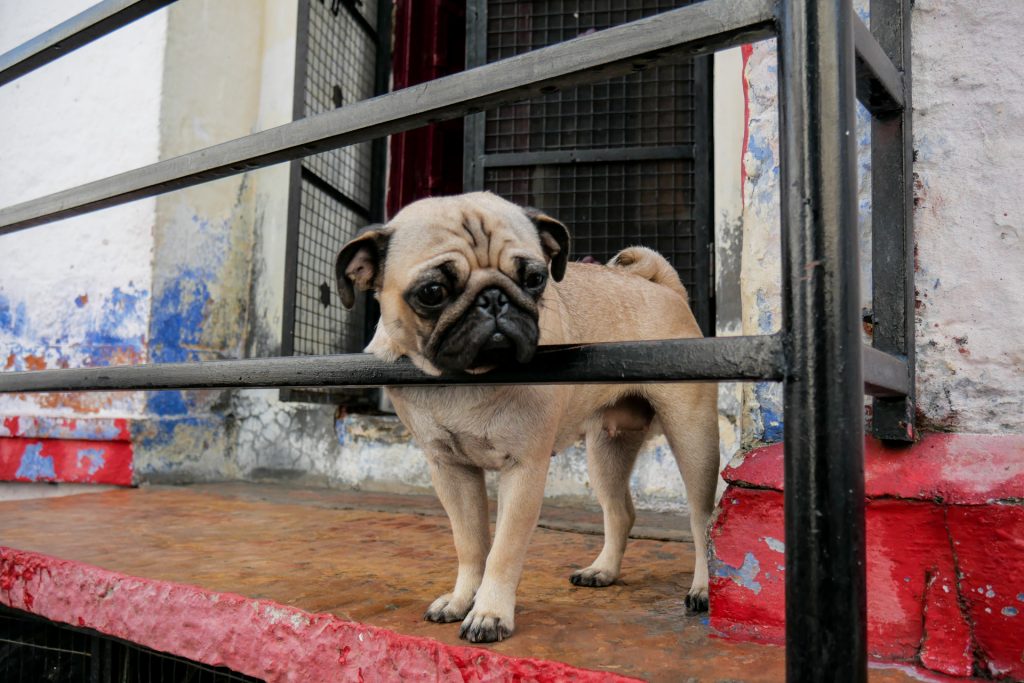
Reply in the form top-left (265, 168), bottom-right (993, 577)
top-left (0, 0), bottom-right (174, 87)
top-left (0, 0), bottom-right (776, 235)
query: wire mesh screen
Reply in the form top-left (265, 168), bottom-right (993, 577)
top-left (485, 0), bottom-right (695, 153)
top-left (0, 607), bottom-right (262, 683)
top-left (470, 0), bottom-right (713, 333)
top-left (303, 0), bottom-right (377, 208)
top-left (483, 65), bottom-right (694, 152)
top-left (486, 159), bottom-right (697, 285)
top-left (283, 0), bottom-right (386, 404)
top-left (292, 180), bottom-right (366, 357)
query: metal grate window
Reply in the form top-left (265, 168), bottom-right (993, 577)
top-left (281, 0), bottom-right (391, 404)
top-left (465, 0), bottom-right (714, 334)
top-left (0, 606), bottom-right (262, 683)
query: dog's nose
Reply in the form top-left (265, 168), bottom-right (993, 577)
top-left (475, 288), bottom-right (510, 317)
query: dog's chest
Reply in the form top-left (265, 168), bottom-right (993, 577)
top-left (422, 423), bottom-right (513, 469)
top-left (388, 386), bottom-right (551, 470)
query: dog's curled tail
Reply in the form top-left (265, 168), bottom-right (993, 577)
top-left (608, 246), bottom-right (689, 303)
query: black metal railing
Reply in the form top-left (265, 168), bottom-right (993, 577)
top-left (0, 0), bottom-right (914, 680)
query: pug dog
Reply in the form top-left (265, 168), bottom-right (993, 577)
top-left (336, 191), bottom-right (719, 643)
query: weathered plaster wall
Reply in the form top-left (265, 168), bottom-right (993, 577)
top-left (714, 47), bottom-right (747, 483)
top-left (117, 0), bottom-right (361, 488)
top-left (736, 36), bottom-right (873, 448)
top-left (737, 39), bottom-right (783, 447)
top-left (911, 1), bottom-right (1024, 432)
top-left (134, 0), bottom-right (304, 481)
top-left (736, 2), bottom-right (1024, 441)
top-left (0, 1), bottom-right (166, 418)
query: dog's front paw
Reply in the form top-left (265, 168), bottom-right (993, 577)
top-left (458, 608), bottom-right (513, 643)
top-left (684, 584), bottom-right (709, 613)
top-left (569, 566), bottom-right (617, 587)
top-left (424, 592), bottom-right (473, 623)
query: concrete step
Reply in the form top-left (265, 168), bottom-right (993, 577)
top-left (0, 483), bottom-right (935, 682)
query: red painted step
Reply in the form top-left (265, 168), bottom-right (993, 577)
top-left (710, 434), bottom-right (1024, 679)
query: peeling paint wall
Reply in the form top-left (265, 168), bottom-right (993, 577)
top-left (137, 0), bottom-right (265, 480)
top-left (738, 40), bottom-right (783, 448)
top-left (910, 2), bottom-right (1024, 433)
top-left (0, 1), bottom-right (165, 419)
top-left (133, 0), bottom-right (301, 482)
top-left (714, 47), bottom-right (747, 486)
top-left (735, 2), bottom-right (1024, 441)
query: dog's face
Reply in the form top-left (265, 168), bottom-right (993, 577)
top-left (335, 192), bottom-right (570, 374)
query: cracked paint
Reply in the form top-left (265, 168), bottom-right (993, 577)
top-left (14, 444), bottom-right (55, 481)
top-left (0, 286), bottom-right (150, 417)
top-left (0, 416), bottom-right (130, 442)
top-left (0, 438), bottom-right (132, 485)
top-left (713, 552), bottom-right (762, 594)
top-left (76, 449), bottom-right (106, 476)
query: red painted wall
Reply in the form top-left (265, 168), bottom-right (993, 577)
top-left (0, 416), bottom-right (132, 486)
top-left (710, 435), bottom-right (1024, 679)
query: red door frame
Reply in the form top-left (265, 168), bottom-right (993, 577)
top-left (386, 0), bottom-right (467, 218)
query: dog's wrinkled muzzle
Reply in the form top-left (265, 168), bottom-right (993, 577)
top-left (431, 286), bottom-right (539, 372)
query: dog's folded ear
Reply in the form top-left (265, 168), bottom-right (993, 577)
top-left (335, 224), bottom-right (391, 309)
top-left (523, 207), bottom-right (571, 281)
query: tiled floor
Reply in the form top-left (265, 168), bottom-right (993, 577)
top-left (0, 483), bottom-right (931, 682)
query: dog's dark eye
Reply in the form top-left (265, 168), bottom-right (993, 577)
top-left (524, 271), bottom-right (546, 291)
top-left (416, 283), bottom-right (447, 307)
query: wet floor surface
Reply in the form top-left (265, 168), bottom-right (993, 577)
top-left (0, 483), bottom-right (928, 682)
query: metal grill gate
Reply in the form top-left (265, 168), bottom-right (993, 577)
top-left (0, 606), bottom-right (261, 683)
top-left (0, 0), bottom-right (916, 679)
top-left (465, 0), bottom-right (715, 334)
top-left (281, 0), bottom-right (391, 405)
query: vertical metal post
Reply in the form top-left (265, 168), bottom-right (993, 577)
top-left (278, 0), bottom-right (312, 403)
top-left (870, 0), bottom-right (915, 442)
top-left (778, 0), bottom-right (867, 680)
top-left (369, 0), bottom-right (394, 224)
top-left (462, 0), bottom-right (487, 191)
top-left (692, 54), bottom-right (717, 337)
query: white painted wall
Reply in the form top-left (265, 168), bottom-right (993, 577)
top-left (0, 1), bottom-right (166, 418)
top-left (911, 1), bottom-right (1024, 432)
top-left (735, 2), bottom-right (1024, 438)
top-left (714, 47), bottom-right (747, 478)
top-left (134, 0), bottom-right (303, 482)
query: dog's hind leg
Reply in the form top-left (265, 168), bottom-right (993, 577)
top-left (648, 383), bottom-right (720, 613)
top-left (570, 424), bottom-right (646, 587)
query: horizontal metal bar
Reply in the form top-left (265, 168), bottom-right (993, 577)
top-left (0, 0), bottom-right (776, 235)
top-left (0, 336), bottom-right (784, 393)
top-left (0, 0), bottom-right (175, 87)
top-left (862, 346), bottom-right (909, 397)
top-left (481, 145), bottom-right (695, 168)
top-left (853, 15), bottom-right (904, 116)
